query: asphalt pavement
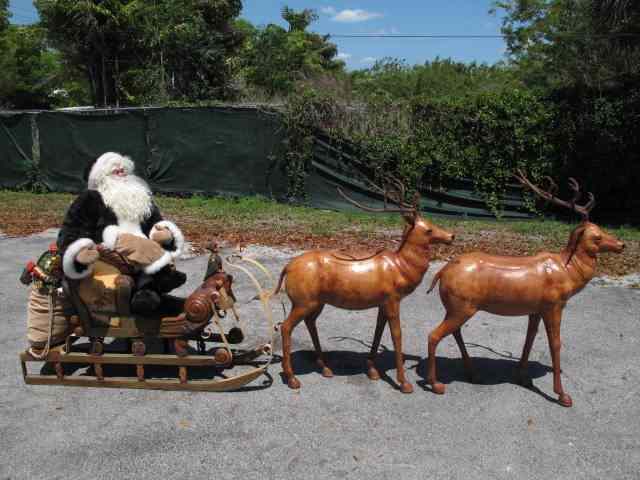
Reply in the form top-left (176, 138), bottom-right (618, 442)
top-left (1, 229), bottom-right (639, 480)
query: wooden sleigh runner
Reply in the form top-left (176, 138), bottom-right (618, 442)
top-left (20, 244), bottom-right (276, 392)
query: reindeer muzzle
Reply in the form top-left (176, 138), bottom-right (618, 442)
top-left (602, 238), bottom-right (625, 253)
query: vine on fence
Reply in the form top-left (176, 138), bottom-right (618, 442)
top-left (280, 86), bottom-right (556, 215)
top-left (279, 88), bottom-right (342, 201)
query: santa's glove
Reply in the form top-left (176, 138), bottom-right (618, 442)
top-left (150, 225), bottom-right (173, 245)
top-left (76, 245), bottom-right (100, 265)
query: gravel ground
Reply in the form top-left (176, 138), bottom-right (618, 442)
top-left (592, 273), bottom-right (640, 289)
top-left (1, 229), bottom-right (639, 480)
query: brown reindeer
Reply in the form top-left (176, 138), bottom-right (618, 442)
top-left (275, 180), bottom-right (455, 393)
top-left (425, 172), bottom-right (625, 407)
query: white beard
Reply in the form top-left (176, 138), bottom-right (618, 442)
top-left (97, 174), bottom-right (153, 223)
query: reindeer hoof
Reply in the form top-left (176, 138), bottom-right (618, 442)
top-left (321, 366), bottom-right (334, 378)
top-left (431, 382), bottom-right (446, 395)
top-left (287, 376), bottom-right (301, 390)
top-left (400, 382), bottom-right (414, 394)
top-left (558, 393), bottom-right (573, 408)
top-left (367, 366), bottom-right (381, 381)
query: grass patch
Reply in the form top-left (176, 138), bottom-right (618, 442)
top-left (1, 191), bottom-right (638, 276)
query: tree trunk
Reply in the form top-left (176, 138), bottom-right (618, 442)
top-left (115, 53), bottom-right (120, 108)
top-left (87, 63), bottom-right (98, 107)
top-left (102, 52), bottom-right (107, 107)
top-left (160, 49), bottom-right (166, 99)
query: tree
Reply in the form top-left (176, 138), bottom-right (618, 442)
top-left (349, 57), bottom-right (521, 101)
top-left (156, 0), bottom-right (244, 101)
top-left (0, 0), bottom-right (10, 107)
top-left (0, 25), bottom-right (85, 109)
top-left (493, 0), bottom-right (640, 91)
top-left (281, 7), bottom-right (317, 32)
top-left (240, 6), bottom-right (344, 96)
top-left (0, 0), bottom-right (9, 35)
top-left (35, 0), bottom-right (244, 106)
top-left (35, 0), bottom-right (139, 107)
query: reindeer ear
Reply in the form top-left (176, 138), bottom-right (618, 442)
top-left (565, 224), bottom-right (587, 266)
top-left (402, 212), bottom-right (416, 225)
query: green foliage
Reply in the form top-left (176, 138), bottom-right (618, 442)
top-left (0, 25), bottom-right (87, 109)
top-left (492, 0), bottom-right (640, 220)
top-left (350, 57), bottom-right (522, 101)
top-left (279, 88), bottom-right (340, 200)
top-left (412, 89), bottom-right (556, 212)
top-left (0, 0), bottom-right (9, 34)
top-left (281, 7), bottom-right (318, 32)
top-left (239, 6), bottom-right (344, 97)
top-left (551, 84), bottom-right (640, 220)
top-left (35, 0), bottom-right (243, 107)
top-left (35, 0), bottom-right (133, 106)
top-left (494, 0), bottom-right (640, 91)
top-left (279, 86), bottom-right (555, 215)
top-left (128, 0), bottom-right (244, 102)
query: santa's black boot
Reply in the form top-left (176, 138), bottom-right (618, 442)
top-left (131, 289), bottom-right (162, 314)
top-left (152, 266), bottom-right (187, 294)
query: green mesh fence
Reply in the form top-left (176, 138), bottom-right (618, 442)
top-left (37, 110), bottom-right (149, 191)
top-left (146, 107), bottom-right (286, 197)
top-left (0, 112), bottom-right (35, 189)
top-left (0, 107), bottom-right (528, 218)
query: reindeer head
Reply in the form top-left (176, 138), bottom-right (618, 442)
top-left (514, 171), bottom-right (625, 259)
top-left (411, 215), bottom-right (455, 246)
top-left (569, 223), bottom-right (625, 258)
top-left (401, 199), bottom-right (454, 248)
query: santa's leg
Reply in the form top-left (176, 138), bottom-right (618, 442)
top-left (131, 289), bottom-right (162, 314)
top-left (114, 234), bottom-right (187, 313)
top-left (151, 266), bottom-right (187, 293)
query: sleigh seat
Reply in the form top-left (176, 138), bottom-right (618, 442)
top-left (64, 254), bottom-right (185, 340)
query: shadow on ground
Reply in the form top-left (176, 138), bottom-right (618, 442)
top-left (278, 337), bottom-right (555, 402)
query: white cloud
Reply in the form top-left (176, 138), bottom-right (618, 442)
top-left (321, 6), bottom-right (336, 15)
top-left (360, 57), bottom-right (376, 64)
top-left (336, 52), bottom-right (352, 60)
top-left (331, 9), bottom-right (383, 23)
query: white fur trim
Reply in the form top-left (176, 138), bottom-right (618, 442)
top-left (101, 223), bottom-right (146, 250)
top-left (118, 220), bottom-right (145, 237)
top-left (88, 152), bottom-right (135, 190)
top-left (151, 220), bottom-right (184, 258)
top-left (63, 238), bottom-right (96, 279)
top-left (143, 250), bottom-right (173, 275)
top-left (102, 225), bottom-right (120, 250)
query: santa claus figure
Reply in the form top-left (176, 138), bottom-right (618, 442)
top-left (57, 152), bottom-right (186, 313)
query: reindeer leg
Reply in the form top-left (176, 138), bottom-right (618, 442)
top-left (452, 328), bottom-right (475, 383)
top-left (281, 305), bottom-right (313, 390)
top-left (366, 308), bottom-right (386, 381)
top-left (516, 314), bottom-right (541, 387)
top-left (304, 306), bottom-right (332, 378)
top-left (542, 308), bottom-right (572, 407)
top-left (427, 311), bottom-right (472, 395)
top-left (384, 301), bottom-right (413, 394)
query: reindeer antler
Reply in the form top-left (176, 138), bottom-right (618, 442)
top-left (514, 169), bottom-right (595, 221)
top-left (337, 173), bottom-right (418, 218)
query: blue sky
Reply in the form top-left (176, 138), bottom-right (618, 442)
top-left (9, 0), bottom-right (508, 69)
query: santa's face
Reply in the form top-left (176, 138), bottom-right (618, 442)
top-left (89, 152), bottom-right (152, 222)
top-left (111, 164), bottom-right (128, 177)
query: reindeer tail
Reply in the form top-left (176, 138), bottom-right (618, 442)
top-left (272, 266), bottom-right (287, 296)
top-left (250, 266), bottom-right (287, 302)
top-left (427, 267), bottom-right (445, 294)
